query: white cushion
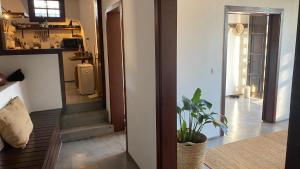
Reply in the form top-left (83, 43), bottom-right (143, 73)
top-left (0, 97), bottom-right (33, 149)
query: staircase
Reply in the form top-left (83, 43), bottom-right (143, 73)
top-left (61, 100), bottom-right (114, 142)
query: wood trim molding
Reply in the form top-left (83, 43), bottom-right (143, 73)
top-left (105, 0), bottom-right (127, 131)
top-left (220, 7), bottom-right (230, 136)
top-left (285, 3), bottom-right (300, 168)
top-left (225, 6), bottom-right (284, 15)
top-left (95, 0), bottom-right (107, 108)
top-left (96, 0), bottom-right (128, 151)
top-left (58, 52), bottom-right (66, 111)
top-left (0, 20), bottom-right (6, 50)
top-left (155, 0), bottom-right (177, 168)
top-left (262, 14), bottom-right (281, 123)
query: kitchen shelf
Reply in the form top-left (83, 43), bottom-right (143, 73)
top-left (17, 27), bottom-right (81, 30)
top-left (16, 25), bottom-right (81, 38)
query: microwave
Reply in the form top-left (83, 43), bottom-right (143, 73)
top-left (61, 38), bottom-right (83, 49)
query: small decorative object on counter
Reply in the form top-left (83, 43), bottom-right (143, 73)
top-left (0, 73), bottom-right (7, 86)
top-left (7, 69), bottom-right (25, 82)
top-left (38, 17), bottom-right (48, 28)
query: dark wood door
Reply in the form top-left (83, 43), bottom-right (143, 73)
top-left (106, 9), bottom-right (125, 131)
top-left (0, 20), bottom-right (6, 50)
top-left (262, 14), bottom-right (281, 123)
top-left (248, 15), bottom-right (268, 98)
top-left (286, 3), bottom-right (300, 167)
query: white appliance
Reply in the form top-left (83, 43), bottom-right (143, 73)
top-left (77, 64), bottom-right (95, 95)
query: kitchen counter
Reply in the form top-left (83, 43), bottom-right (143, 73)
top-left (0, 48), bottom-right (78, 56)
top-left (0, 49), bottom-right (67, 111)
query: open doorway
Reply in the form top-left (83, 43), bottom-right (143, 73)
top-left (62, 1), bottom-right (104, 107)
top-left (58, 0), bottom-right (110, 143)
top-left (220, 6), bottom-right (285, 141)
top-left (60, 0), bottom-right (127, 140)
top-left (57, 0), bottom-right (134, 168)
top-left (106, 4), bottom-right (126, 132)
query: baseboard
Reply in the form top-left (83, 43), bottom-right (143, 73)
top-left (208, 135), bottom-right (222, 140)
top-left (127, 152), bottom-right (140, 169)
top-left (275, 118), bottom-right (289, 123)
top-left (31, 108), bottom-right (63, 114)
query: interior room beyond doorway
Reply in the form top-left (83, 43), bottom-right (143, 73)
top-left (225, 13), bottom-right (268, 133)
top-left (221, 8), bottom-right (285, 146)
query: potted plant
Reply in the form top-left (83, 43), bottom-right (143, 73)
top-left (177, 88), bottom-right (228, 169)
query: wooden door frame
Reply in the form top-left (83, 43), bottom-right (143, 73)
top-left (262, 14), bottom-right (282, 122)
top-left (155, 0), bottom-right (177, 168)
top-left (104, 1), bottom-right (128, 148)
top-left (221, 6), bottom-right (284, 133)
top-left (95, 0), bottom-right (107, 108)
top-left (285, 3), bottom-right (300, 168)
top-left (96, 0), bottom-right (178, 167)
top-left (95, 0), bottom-right (128, 151)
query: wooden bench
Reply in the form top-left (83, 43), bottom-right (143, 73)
top-left (0, 110), bottom-right (61, 169)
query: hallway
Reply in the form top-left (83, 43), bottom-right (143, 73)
top-left (56, 132), bottom-right (139, 169)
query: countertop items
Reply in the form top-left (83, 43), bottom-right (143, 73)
top-left (69, 52), bottom-right (93, 63)
top-left (69, 55), bottom-right (93, 61)
top-left (7, 69), bottom-right (25, 82)
top-left (16, 23), bottom-right (81, 30)
top-left (0, 48), bottom-right (79, 56)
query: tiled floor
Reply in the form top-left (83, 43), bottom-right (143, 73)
top-left (57, 97), bottom-right (289, 169)
top-left (208, 97), bottom-right (289, 148)
top-left (56, 132), bottom-right (139, 169)
top-left (203, 97), bottom-right (289, 169)
top-left (65, 82), bottom-right (100, 105)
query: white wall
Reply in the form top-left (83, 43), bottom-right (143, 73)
top-left (1, 0), bottom-right (28, 14)
top-left (0, 54), bottom-right (63, 112)
top-left (226, 15), bottom-right (249, 96)
top-left (65, 0), bottom-right (80, 20)
top-left (0, 82), bottom-right (30, 112)
top-left (79, 0), bottom-right (97, 56)
top-left (178, 0), bottom-right (299, 138)
top-left (123, 0), bottom-right (157, 169)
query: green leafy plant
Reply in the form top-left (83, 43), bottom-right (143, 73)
top-left (177, 88), bottom-right (228, 143)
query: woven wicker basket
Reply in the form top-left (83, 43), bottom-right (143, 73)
top-left (177, 136), bottom-right (208, 169)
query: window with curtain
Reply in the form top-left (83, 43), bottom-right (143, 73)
top-left (28, 0), bottom-right (65, 22)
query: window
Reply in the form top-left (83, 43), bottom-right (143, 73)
top-left (28, 0), bottom-right (65, 22)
